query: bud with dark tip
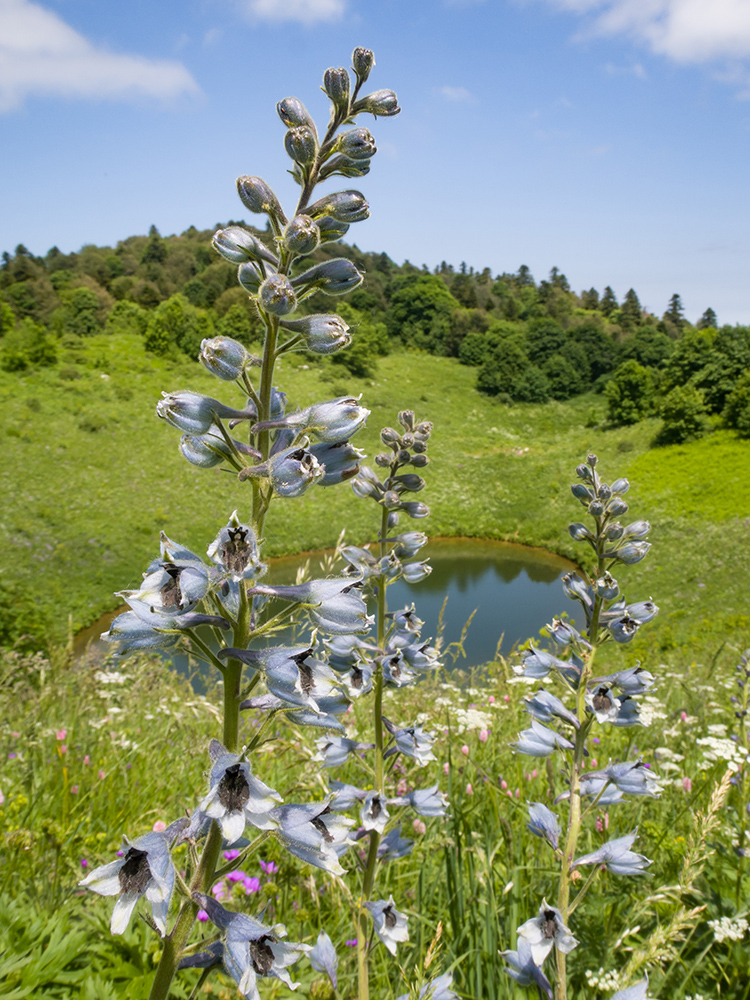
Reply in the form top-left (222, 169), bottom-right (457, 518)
top-left (608, 498), bottom-right (629, 516)
top-left (576, 463), bottom-right (593, 481)
top-left (277, 97), bottom-right (316, 133)
top-left (279, 314), bottom-right (351, 354)
top-left (352, 47), bottom-right (375, 82)
top-left (588, 500), bottom-right (605, 517)
top-left (323, 67), bottom-right (351, 113)
top-left (199, 336), bottom-right (252, 381)
top-left (571, 484), bottom-right (594, 503)
top-left (381, 427), bottom-right (401, 446)
top-left (282, 215), bottom-right (320, 255)
top-left (259, 274), bottom-right (297, 316)
top-left (352, 89), bottom-right (400, 117)
top-left (410, 454), bottom-right (429, 468)
top-left (337, 128), bottom-right (377, 160)
top-left (236, 176), bottom-right (286, 224)
top-left (316, 216), bottom-right (350, 244)
top-left (306, 190), bottom-right (370, 224)
top-left (284, 126), bottom-right (317, 166)
top-left (291, 258), bottom-right (364, 296)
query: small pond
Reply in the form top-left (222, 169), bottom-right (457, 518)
top-left (76, 538), bottom-right (583, 680)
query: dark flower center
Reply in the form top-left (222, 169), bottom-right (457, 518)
top-left (218, 763), bottom-right (250, 812)
top-left (250, 935), bottom-right (276, 975)
top-left (542, 911), bottom-right (557, 938)
top-left (350, 667), bottom-right (364, 689)
top-left (311, 806), bottom-right (334, 843)
top-left (592, 688), bottom-right (612, 712)
top-left (160, 564), bottom-right (183, 609)
top-left (370, 796), bottom-right (382, 819)
top-left (118, 847), bottom-right (151, 895)
top-left (383, 906), bottom-right (397, 929)
top-left (221, 528), bottom-right (253, 574)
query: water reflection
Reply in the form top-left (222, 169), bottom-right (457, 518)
top-left (76, 538), bottom-right (582, 681)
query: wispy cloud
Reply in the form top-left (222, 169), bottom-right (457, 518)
top-left (439, 85), bottom-right (476, 103)
top-left (545, 0), bottom-right (750, 64)
top-left (0, 0), bottom-right (199, 113)
top-left (236, 0), bottom-right (347, 24)
top-left (603, 61), bottom-right (647, 78)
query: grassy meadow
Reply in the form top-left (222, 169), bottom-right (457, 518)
top-left (2, 333), bottom-right (750, 999)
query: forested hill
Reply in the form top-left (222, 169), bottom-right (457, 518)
top-left (2, 223), bottom-right (749, 439)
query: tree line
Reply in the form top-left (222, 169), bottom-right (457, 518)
top-left (1, 224), bottom-right (748, 443)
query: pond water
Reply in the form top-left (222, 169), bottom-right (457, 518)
top-left (75, 538), bottom-right (583, 679)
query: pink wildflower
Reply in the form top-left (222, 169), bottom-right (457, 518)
top-left (152, 820), bottom-right (167, 833)
top-left (479, 729), bottom-right (489, 743)
top-left (488, 695), bottom-right (496, 704)
top-left (412, 819), bottom-right (426, 836)
top-left (683, 776), bottom-right (692, 793)
top-left (56, 730), bottom-right (67, 740)
top-left (98, 770), bottom-right (105, 780)
top-left (460, 744), bottom-right (469, 756)
top-left (466, 783), bottom-right (473, 796)
top-left (70, 785), bottom-right (79, 795)
top-left (83, 755), bottom-right (90, 766)
top-left (443, 762), bottom-right (450, 775)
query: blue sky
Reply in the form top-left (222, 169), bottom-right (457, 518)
top-left (1, 0), bottom-right (749, 323)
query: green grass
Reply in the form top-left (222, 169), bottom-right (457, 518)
top-left (2, 331), bottom-right (748, 667)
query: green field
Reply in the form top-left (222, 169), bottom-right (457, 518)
top-left (2, 330), bottom-right (748, 664)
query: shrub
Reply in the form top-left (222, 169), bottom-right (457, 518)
top-left (653, 384), bottom-right (708, 446)
top-left (0, 319), bottom-right (57, 371)
top-left (724, 371), bottom-right (750, 438)
top-left (604, 359), bottom-right (654, 426)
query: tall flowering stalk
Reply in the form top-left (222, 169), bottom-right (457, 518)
top-left (79, 48), bottom-right (421, 1000)
top-left (503, 454), bottom-right (661, 1000)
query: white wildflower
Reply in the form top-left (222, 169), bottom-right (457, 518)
top-left (708, 916), bottom-right (748, 943)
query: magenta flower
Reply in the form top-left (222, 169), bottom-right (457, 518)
top-left (56, 730), bottom-right (67, 740)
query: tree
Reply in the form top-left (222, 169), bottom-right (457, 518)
top-left (515, 265), bottom-right (535, 287)
top-left (660, 328), bottom-right (715, 395)
top-left (144, 294), bottom-right (214, 357)
top-left (580, 288), bottom-right (599, 311)
top-left (477, 338), bottom-right (550, 402)
top-left (697, 307), bottom-right (717, 329)
top-left (600, 286), bottom-right (618, 317)
top-left (141, 225), bottom-right (168, 266)
top-left (724, 371), bottom-right (750, 438)
top-left (385, 273), bottom-right (457, 353)
top-left (604, 360), bottom-right (654, 425)
top-left (525, 319), bottom-right (565, 367)
top-left (618, 327), bottom-right (674, 369)
top-left (568, 321), bottom-right (618, 381)
top-left (0, 319), bottom-right (57, 371)
top-left (653, 385), bottom-right (708, 445)
top-left (619, 288), bottom-right (642, 330)
top-left (663, 293), bottom-right (685, 330)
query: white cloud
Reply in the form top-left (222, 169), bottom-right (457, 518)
top-left (237, 0), bottom-right (347, 24)
top-left (546, 0), bottom-right (750, 64)
top-left (0, 0), bottom-right (200, 113)
top-left (439, 85), bottom-right (476, 102)
top-left (603, 60), bottom-right (648, 78)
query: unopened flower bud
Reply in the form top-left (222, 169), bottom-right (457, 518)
top-left (375, 453), bottom-right (391, 467)
top-left (412, 440), bottom-right (427, 454)
top-left (611, 478), bottom-right (630, 494)
top-left (279, 313), bottom-right (350, 354)
top-left (597, 483), bottom-right (612, 500)
top-left (284, 126), bottom-right (317, 166)
top-left (616, 542), bottom-right (651, 565)
top-left (352, 466), bottom-right (384, 499)
top-left (282, 215), bottom-right (320, 255)
top-left (415, 421), bottom-right (433, 438)
top-left (569, 523), bottom-right (593, 542)
top-left (398, 410), bottom-right (415, 431)
top-left (393, 473), bottom-right (424, 492)
top-left (604, 521), bottom-right (624, 540)
top-left (402, 561), bottom-right (431, 583)
top-left (608, 497), bottom-right (629, 516)
top-left (587, 453), bottom-right (598, 467)
top-left (236, 176), bottom-right (286, 223)
top-left (401, 433), bottom-right (415, 447)
top-left (382, 491), bottom-right (401, 509)
top-left (353, 89), bottom-right (400, 117)
top-left (352, 47), bottom-right (375, 82)
top-left (575, 463), bottom-right (593, 481)
top-left (316, 215), bottom-right (350, 244)
top-left (381, 427), bottom-right (401, 446)
top-left (401, 501), bottom-right (429, 519)
top-left (319, 155), bottom-right (371, 180)
top-left (622, 520), bottom-right (650, 540)
top-left (291, 258), bottom-right (364, 296)
top-left (397, 450), bottom-right (411, 464)
top-left (199, 336), bottom-right (251, 381)
top-left (588, 500), bottom-right (605, 517)
top-left (323, 67), bottom-right (350, 112)
top-left (307, 190), bottom-right (370, 223)
top-left (212, 227), bottom-right (278, 266)
top-left (410, 454), bottom-right (429, 468)
top-left (337, 128), bottom-right (377, 160)
top-left (277, 97), bottom-right (317, 132)
top-left (237, 262), bottom-right (263, 294)
top-left (259, 274), bottom-right (297, 316)
top-left (387, 512), bottom-right (400, 529)
top-left (571, 484), bottom-right (594, 503)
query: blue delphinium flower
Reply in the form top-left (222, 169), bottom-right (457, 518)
top-left (248, 577), bottom-right (374, 635)
top-left (207, 512), bottom-right (266, 582)
top-left (527, 802), bottom-right (561, 850)
top-left (361, 791), bottom-right (390, 834)
top-left (193, 893), bottom-right (309, 1000)
top-left (611, 975), bottom-right (653, 999)
top-left (312, 734), bottom-right (375, 767)
top-left (198, 741), bottom-right (281, 844)
top-left (271, 800), bottom-right (354, 875)
top-left (512, 719), bottom-right (576, 757)
top-left (221, 645), bottom-right (344, 714)
top-left (79, 819), bottom-right (186, 935)
top-left (395, 972), bottom-right (458, 1000)
top-left (525, 690), bottom-right (580, 729)
top-left (383, 716), bottom-right (437, 764)
top-left (516, 900), bottom-right (578, 965)
top-left (365, 896), bottom-right (409, 954)
top-left (573, 831), bottom-right (651, 875)
top-left (309, 930), bottom-right (338, 989)
top-left (501, 938), bottom-right (553, 999)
